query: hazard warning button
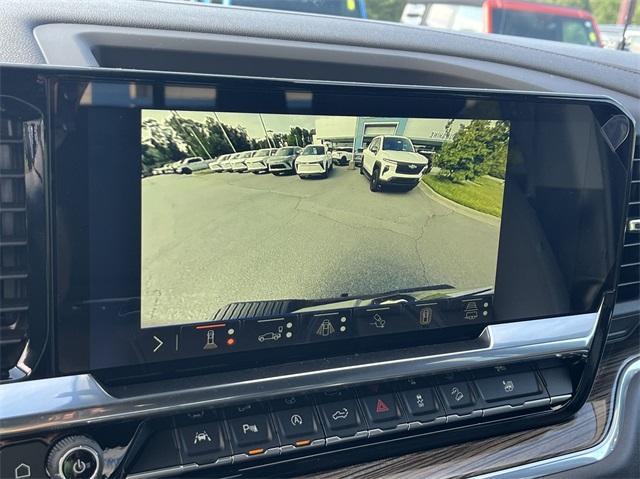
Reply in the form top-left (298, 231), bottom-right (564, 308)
top-left (358, 387), bottom-right (404, 427)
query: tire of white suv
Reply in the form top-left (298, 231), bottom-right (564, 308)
top-left (370, 167), bottom-right (381, 192)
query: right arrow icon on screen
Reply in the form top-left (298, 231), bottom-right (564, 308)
top-left (152, 335), bottom-right (164, 353)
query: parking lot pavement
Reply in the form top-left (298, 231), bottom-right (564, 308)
top-left (142, 167), bottom-right (501, 327)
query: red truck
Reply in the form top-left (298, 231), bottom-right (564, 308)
top-left (401, 0), bottom-right (602, 47)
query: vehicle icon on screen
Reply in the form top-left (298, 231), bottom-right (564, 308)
top-left (258, 326), bottom-right (284, 342)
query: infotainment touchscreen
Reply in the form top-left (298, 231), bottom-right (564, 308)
top-left (140, 110), bottom-right (509, 329)
top-left (1, 66), bottom-right (628, 375)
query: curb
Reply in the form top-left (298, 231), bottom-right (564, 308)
top-left (418, 180), bottom-right (501, 228)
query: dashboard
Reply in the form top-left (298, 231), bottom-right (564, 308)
top-left (0, 1), bottom-right (638, 479)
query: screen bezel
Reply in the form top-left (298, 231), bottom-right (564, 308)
top-left (2, 65), bottom-right (629, 379)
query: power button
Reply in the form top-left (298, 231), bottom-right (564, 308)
top-left (46, 436), bottom-right (102, 479)
top-left (60, 448), bottom-right (99, 479)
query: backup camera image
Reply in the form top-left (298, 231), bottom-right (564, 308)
top-left (141, 111), bottom-right (509, 327)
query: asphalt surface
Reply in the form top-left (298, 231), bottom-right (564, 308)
top-left (142, 167), bottom-right (501, 327)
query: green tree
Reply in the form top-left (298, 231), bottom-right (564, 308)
top-left (434, 120), bottom-right (509, 182)
top-left (366, 0), bottom-right (406, 21)
top-left (285, 127), bottom-right (313, 147)
top-left (166, 115), bottom-right (256, 158)
top-left (141, 119), bottom-right (183, 173)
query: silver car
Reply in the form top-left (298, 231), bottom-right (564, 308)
top-left (220, 153), bottom-right (239, 172)
top-left (231, 151), bottom-right (255, 172)
top-left (246, 148), bottom-right (278, 173)
top-left (208, 154), bottom-right (230, 173)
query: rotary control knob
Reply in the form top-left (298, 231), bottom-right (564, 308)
top-left (46, 436), bottom-right (103, 479)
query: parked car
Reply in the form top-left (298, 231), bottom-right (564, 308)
top-left (331, 146), bottom-right (353, 166)
top-left (296, 145), bottom-right (333, 179)
top-left (176, 157), bottom-right (210, 174)
top-left (401, 0), bottom-right (602, 47)
top-left (151, 165), bottom-right (165, 175)
top-left (208, 154), bottom-right (229, 173)
top-left (220, 153), bottom-right (238, 172)
top-left (246, 148), bottom-right (278, 173)
top-left (159, 161), bottom-right (179, 174)
top-left (229, 150), bottom-right (255, 172)
top-left (267, 146), bottom-right (303, 175)
top-left (354, 147), bottom-right (364, 167)
top-left (361, 135), bottom-right (430, 192)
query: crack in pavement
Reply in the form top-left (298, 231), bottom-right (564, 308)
top-left (295, 198), bottom-right (442, 241)
top-left (260, 197), bottom-right (303, 243)
top-left (220, 175), bottom-right (317, 200)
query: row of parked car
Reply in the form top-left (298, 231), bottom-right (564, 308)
top-left (152, 135), bottom-right (432, 191)
top-left (151, 157), bottom-right (212, 175)
top-left (151, 145), bottom-right (357, 178)
top-left (209, 145), bottom-right (354, 179)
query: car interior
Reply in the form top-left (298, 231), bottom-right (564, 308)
top-left (0, 1), bottom-right (638, 479)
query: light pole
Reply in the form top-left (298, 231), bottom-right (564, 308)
top-left (258, 114), bottom-right (274, 148)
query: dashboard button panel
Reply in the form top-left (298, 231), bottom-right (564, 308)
top-left (115, 361), bottom-right (574, 478)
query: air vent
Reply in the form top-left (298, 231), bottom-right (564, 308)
top-left (617, 135), bottom-right (640, 304)
top-left (0, 116), bottom-right (29, 381)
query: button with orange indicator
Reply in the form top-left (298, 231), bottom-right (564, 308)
top-left (270, 396), bottom-right (324, 447)
top-left (225, 403), bottom-right (280, 455)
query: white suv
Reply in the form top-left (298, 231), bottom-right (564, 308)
top-left (331, 147), bottom-right (353, 166)
top-left (176, 157), bottom-right (209, 174)
top-left (295, 145), bottom-right (332, 178)
top-left (361, 135), bottom-right (429, 192)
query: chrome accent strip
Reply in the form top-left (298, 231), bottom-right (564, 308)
top-left (471, 355), bottom-right (640, 479)
top-left (0, 312), bottom-right (599, 437)
top-left (481, 398), bottom-right (551, 418)
top-left (446, 410), bottom-right (483, 423)
top-left (368, 423), bottom-right (410, 437)
top-left (407, 416), bottom-right (447, 430)
top-left (325, 430), bottom-right (369, 445)
top-left (550, 393), bottom-right (573, 406)
top-left (126, 464), bottom-right (199, 479)
top-left (232, 447), bottom-right (280, 463)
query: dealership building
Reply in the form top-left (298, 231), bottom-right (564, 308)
top-left (313, 117), bottom-right (470, 152)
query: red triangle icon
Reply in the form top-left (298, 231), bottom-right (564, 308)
top-left (375, 398), bottom-right (390, 413)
